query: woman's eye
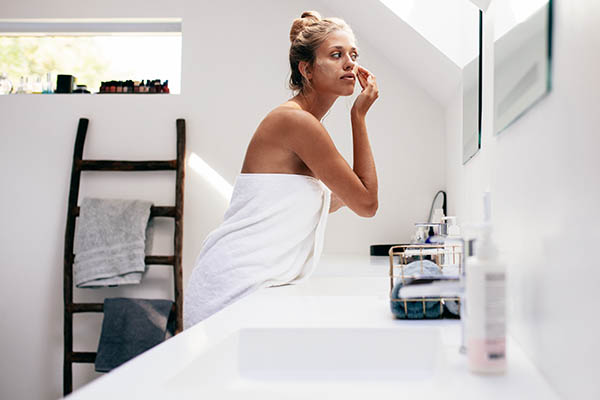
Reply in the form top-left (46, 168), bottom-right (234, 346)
top-left (332, 52), bottom-right (359, 60)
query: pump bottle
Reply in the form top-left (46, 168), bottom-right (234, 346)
top-left (465, 192), bottom-right (506, 374)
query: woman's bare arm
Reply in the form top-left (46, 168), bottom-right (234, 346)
top-left (329, 191), bottom-right (345, 213)
top-left (283, 67), bottom-right (379, 217)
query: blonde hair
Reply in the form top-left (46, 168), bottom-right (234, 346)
top-left (288, 11), bottom-right (355, 93)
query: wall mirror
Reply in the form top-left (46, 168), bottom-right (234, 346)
top-left (462, 8), bottom-right (483, 164)
top-left (494, 0), bottom-right (553, 134)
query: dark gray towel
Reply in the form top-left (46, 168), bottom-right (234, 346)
top-left (95, 298), bottom-right (175, 372)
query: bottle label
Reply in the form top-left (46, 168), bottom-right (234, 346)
top-left (466, 267), bottom-right (506, 366)
top-left (485, 272), bottom-right (505, 340)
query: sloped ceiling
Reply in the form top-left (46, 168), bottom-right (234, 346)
top-left (321, 0), bottom-right (464, 106)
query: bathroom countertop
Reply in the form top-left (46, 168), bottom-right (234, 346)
top-left (64, 254), bottom-right (559, 400)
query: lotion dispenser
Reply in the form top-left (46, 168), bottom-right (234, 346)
top-left (465, 192), bottom-right (506, 374)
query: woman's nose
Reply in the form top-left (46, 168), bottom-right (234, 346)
top-left (343, 55), bottom-right (356, 70)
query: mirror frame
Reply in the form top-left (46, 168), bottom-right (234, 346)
top-left (462, 10), bottom-right (483, 165)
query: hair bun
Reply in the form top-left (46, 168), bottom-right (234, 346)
top-left (300, 11), bottom-right (322, 20)
top-left (289, 11), bottom-right (322, 43)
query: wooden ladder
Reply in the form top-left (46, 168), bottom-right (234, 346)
top-left (62, 118), bottom-right (186, 395)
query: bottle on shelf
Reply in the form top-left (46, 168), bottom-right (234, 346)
top-left (32, 75), bottom-right (43, 94)
top-left (15, 76), bottom-right (26, 94)
top-left (42, 72), bottom-right (53, 94)
top-left (0, 72), bottom-right (13, 94)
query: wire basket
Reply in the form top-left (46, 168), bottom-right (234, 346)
top-left (388, 244), bottom-right (463, 319)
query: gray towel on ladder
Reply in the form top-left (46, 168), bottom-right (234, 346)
top-left (73, 198), bottom-right (153, 287)
top-left (95, 298), bottom-right (175, 372)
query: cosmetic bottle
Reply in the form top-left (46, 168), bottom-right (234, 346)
top-left (442, 216), bottom-right (462, 272)
top-left (32, 75), bottom-right (43, 94)
top-left (425, 208), bottom-right (444, 244)
top-left (15, 76), bottom-right (26, 94)
top-left (42, 72), bottom-right (53, 94)
top-left (465, 192), bottom-right (506, 374)
top-left (0, 73), bottom-right (12, 94)
top-left (412, 226), bottom-right (426, 244)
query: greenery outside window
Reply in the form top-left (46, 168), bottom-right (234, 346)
top-left (0, 19), bottom-right (182, 94)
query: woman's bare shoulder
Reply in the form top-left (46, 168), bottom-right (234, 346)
top-left (264, 102), bottom-right (320, 128)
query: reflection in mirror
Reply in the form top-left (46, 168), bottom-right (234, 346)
top-left (463, 10), bottom-right (483, 164)
top-left (494, 0), bottom-right (553, 135)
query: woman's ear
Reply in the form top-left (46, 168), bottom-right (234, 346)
top-left (299, 61), bottom-right (312, 80)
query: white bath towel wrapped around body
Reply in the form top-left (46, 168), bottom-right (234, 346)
top-left (184, 173), bottom-right (331, 328)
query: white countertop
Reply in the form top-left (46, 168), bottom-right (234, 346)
top-left (65, 254), bottom-right (559, 400)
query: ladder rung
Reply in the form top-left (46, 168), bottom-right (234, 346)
top-left (145, 255), bottom-right (175, 265)
top-left (69, 303), bottom-right (103, 313)
top-left (77, 160), bottom-right (177, 171)
top-left (70, 352), bottom-right (96, 363)
top-left (67, 254), bottom-right (175, 266)
top-left (69, 301), bottom-right (176, 314)
top-left (150, 206), bottom-right (177, 217)
top-left (73, 205), bottom-right (176, 218)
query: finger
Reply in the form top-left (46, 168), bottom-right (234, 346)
top-left (367, 75), bottom-right (377, 89)
top-left (357, 65), bottom-right (373, 77)
top-left (357, 71), bottom-right (367, 89)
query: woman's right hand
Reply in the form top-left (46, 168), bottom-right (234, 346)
top-left (352, 65), bottom-right (379, 117)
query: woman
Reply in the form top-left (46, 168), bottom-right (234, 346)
top-left (184, 11), bottom-right (379, 328)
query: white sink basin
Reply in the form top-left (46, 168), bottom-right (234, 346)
top-left (164, 327), bottom-right (444, 398)
top-left (65, 290), bottom-right (558, 400)
top-left (238, 327), bottom-right (441, 380)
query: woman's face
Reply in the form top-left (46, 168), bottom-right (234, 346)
top-left (308, 30), bottom-right (359, 97)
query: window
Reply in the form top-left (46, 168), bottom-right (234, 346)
top-left (0, 19), bottom-right (182, 94)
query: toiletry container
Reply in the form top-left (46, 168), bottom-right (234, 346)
top-left (412, 225), bottom-right (426, 244)
top-left (426, 208), bottom-right (446, 244)
top-left (432, 208), bottom-right (447, 235)
top-left (56, 74), bottom-right (75, 93)
top-left (441, 216), bottom-right (462, 316)
top-left (465, 192), bottom-right (506, 374)
top-left (442, 216), bottom-right (462, 272)
top-left (0, 73), bottom-right (13, 94)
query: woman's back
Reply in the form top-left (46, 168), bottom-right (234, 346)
top-left (241, 102), bottom-right (316, 178)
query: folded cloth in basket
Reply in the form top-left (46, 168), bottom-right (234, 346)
top-left (74, 198), bottom-right (153, 287)
top-left (390, 278), bottom-right (443, 319)
top-left (400, 259), bottom-right (441, 276)
top-left (95, 298), bottom-right (175, 372)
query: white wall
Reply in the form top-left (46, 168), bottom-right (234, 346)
top-left (0, 0), bottom-right (446, 398)
top-left (446, 1), bottom-right (600, 399)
